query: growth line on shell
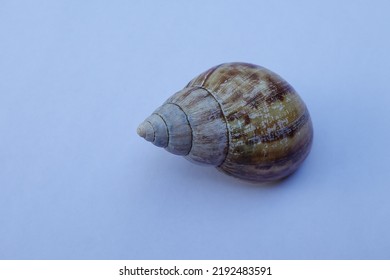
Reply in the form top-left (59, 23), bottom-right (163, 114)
top-left (200, 63), bottom-right (223, 86)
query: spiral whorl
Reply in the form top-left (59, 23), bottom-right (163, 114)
top-left (136, 121), bottom-right (155, 142)
top-left (138, 103), bottom-right (192, 156)
top-left (138, 87), bottom-right (228, 165)
top-left (137, 114), bottom-right (168, 148)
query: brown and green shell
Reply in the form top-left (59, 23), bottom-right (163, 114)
top-left (137, 62), bottom-right (313, 182)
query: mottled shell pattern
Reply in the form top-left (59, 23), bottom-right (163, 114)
top-left (137, 63), bottom-right (313, 182)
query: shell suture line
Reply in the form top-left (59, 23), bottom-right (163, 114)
top-left (166, 102), bottom-right (193, 156)
top-left (154, 113), bottom-right (170, 148)
top-left (146, 120), bottom-right (156, 143)
top-left (199, 87), bottom-right (230, 167)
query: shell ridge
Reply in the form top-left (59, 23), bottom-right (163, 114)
top-left (166, 102), bottom-right (193, 156)
top-left (154, 113), bottom-right (170, 148)
top-left (197, 87), bottom-right (230, 167)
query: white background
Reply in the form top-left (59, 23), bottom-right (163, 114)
top-left (0, 0), bottom-right (389, 259)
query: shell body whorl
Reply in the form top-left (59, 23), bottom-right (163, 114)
top-left (137, 63), bottom-right (313, 182)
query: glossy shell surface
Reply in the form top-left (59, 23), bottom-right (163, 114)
top-left (137, 63), bottom-right (313, 182)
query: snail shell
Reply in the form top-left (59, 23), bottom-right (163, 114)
top-left (137, 63), bottom-right (313, 182)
